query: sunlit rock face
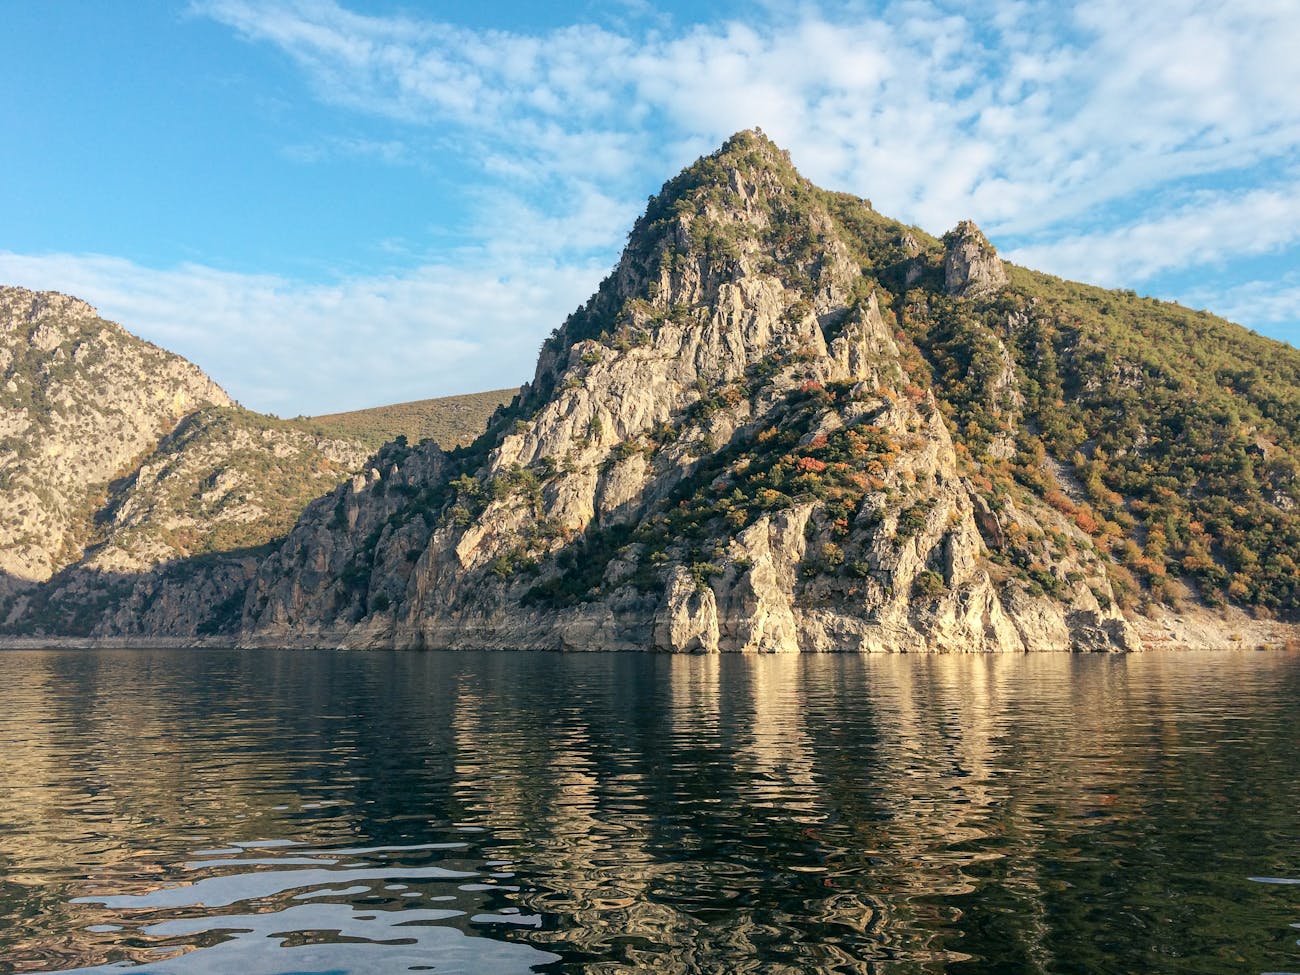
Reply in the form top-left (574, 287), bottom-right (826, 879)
top-left (0, 286), bottom-right (232, 588)
top-left (942, 220), bottom-right (1007, 298)
top-left (19, 131), bottom-right (1297, 651)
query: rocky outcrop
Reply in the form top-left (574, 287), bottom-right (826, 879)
top-left (943, 220), bottom-right (1007, 298)
top-left (84, 406), bottom-right (368, 575)
top-left (654, 567), bottom-right (721, 653)
top-left (241, 438), bottom-right (447, 644)
top-left (30, 131), bottom-right (1292, 651)
top-left (0, 288), bottom-right (374, 637)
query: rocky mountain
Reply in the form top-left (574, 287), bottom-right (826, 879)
top-left (0, 293), bottom-right (542, 640)
top-left (0, 287), bottom-right (232, 590)
top-left (8, 130), bottom-right (1300, 651)
top-left (0, 288), bottom-right (377, 634)
top-left (239, 130), bottom-right (1296, 653)
top-left (13, 403), bottom-right (378, 637)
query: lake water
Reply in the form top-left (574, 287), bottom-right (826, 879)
top-left (0, 648), bottom-right (1297, 974)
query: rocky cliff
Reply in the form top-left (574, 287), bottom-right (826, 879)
top-left (238, 132), bottom-right (1140, 652)
top-left (12, 404), bottom-right (375, 639)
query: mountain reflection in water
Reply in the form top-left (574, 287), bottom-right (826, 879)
top-left (0, 649), bottom-right (1297, 974)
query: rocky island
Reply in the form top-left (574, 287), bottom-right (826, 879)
top-left (4, 131), bottom-right (1299, 652)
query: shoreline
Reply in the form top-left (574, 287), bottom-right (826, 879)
top-left (0, 636), bottom-right (238, 650)
top-left (3, 621), bottom-right (1297, 654)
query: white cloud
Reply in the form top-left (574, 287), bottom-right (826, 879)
top-left (194, 0), bottom-right (1300, 237)
top-left (7, 0), bottom-right (1292, 416)
top-left (1004, 182), bottom-right (1300, 286)
top-left (0, 250), bottom-right (603, 415)
top-left (1183, 275), bottom-right (1300, 341)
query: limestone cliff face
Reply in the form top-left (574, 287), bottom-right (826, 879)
top-left (242, 438), bottom-right (447, 644)
top-left (240, 132), bottom-right (1138, 652)
top-left (0, 287), bottom-right (232, 589)
top-left (9, 132), bottom-right (1297, 649)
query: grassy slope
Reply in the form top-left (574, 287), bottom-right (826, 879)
top-left (303, 388), bottom-right (519, 450)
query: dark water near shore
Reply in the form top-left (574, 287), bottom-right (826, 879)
top-left (0, 649), bottom-right (1297, 974)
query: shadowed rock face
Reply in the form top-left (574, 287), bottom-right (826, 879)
top-left (0, 287), bottom-right (372, 638)
top-left (237, 131), bottom-right (1138, 653)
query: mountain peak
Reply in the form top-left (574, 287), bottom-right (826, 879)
top-left (12, 131), bottom-right (1300, 653)
top-left (527, 128), bottom-right (842, 398)
top-left (626, 128), bottom-right (807, 246)
top-left (716, 126), bottom-right (794, 165)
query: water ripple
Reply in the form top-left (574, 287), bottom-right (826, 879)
top-left (1, 648), bottom-right (1299, 973)
top-left (46, 902), bottom-right (558, 974)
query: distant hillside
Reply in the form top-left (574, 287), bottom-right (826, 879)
top-left (0, 284), bottom-right (518, 638)
top-left (0, 287), bottom-right (232, 589)
top-left (305, 389), bottom-right (519, 449)
top-left (0, 286), bottom-right (372, 635)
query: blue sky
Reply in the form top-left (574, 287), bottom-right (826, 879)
top-left (3, 0), bottom-right (1298, 415)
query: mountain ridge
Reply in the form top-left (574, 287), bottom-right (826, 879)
top-left (306, 389), bottom-right (518, 449)
top-left (0, 286), bottom-right (234, 589)
top-left (230, 131), bottom-right (1236, 651)
top-left (5, 130), bottom-right (1299, 650)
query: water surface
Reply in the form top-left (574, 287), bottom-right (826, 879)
top-left (0, 649), bottom-right (1297, 973)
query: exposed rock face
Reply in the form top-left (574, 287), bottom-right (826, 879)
top-left (943, 220), bottom-right (1008, 298)
top-left (242, 439), bottom-right (447, 644)
top-left (0, 287), bottom-right (231, 589)
top-left (239, 132), bottom-right (1138, 653)
top-left (32, 131), bottom-right (1297, 651)
top-left (84, 406), bottom-right (368, 575)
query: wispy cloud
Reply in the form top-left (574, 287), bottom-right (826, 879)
top-left (0, 250), bottom-right (602, 415)
top-left (1004, 181), bottom-right (1300, 286)
top-left (1184, 274), bottom-right (1300, 341)
top-left (281, 135), bottom-right (412, 165)
top-left (194, 0), bottom-right (1300, 237)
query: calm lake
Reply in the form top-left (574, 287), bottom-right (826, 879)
top-left (0, 648), bottom-right (1297, 974)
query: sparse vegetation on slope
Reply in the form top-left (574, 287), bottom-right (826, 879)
top-left (237, 131), bottom-right (1136, 652)
top-left (88, 405), bottom-right (370, 567)
top-left (0, 287), bottom-right (232, 587)
top-left (900, 267), bottom-right (1300, 616)
top-left (305, 389), bottom-right (518, 449)
top-left (0, 288), bottom-right (374, 636)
